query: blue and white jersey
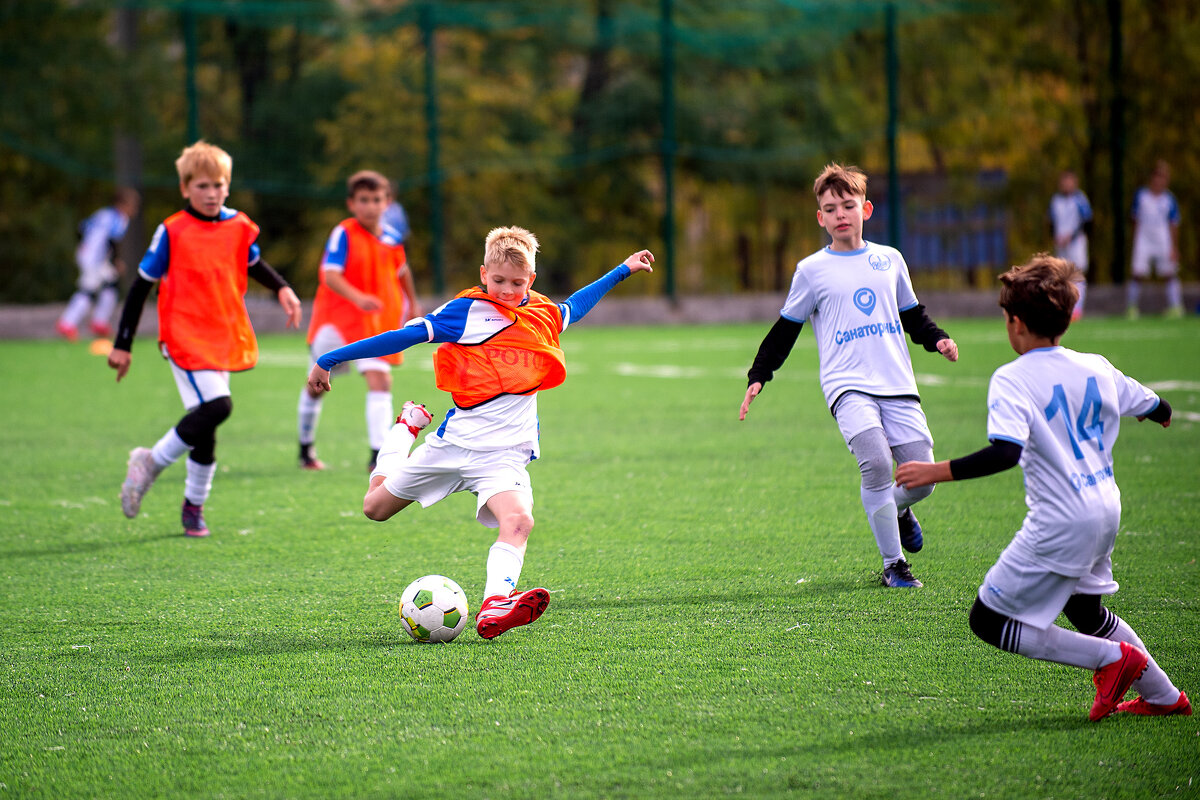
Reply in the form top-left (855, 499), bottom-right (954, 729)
top-left (1049, 190), bottom-right (1092, 267)
top-left (1131, 187), bottom-right (1180, 252)
top-left (137, 207), bottom-right (261, 282)
top-left (76, 206), bottom-right (130, 272)
top-left (986, 346), bottom-right (1160, 576)
top-left (321, 221), bottom-right (405, 273)
top-left (780, 241), bottom-right (921, 408)
top-left (382, 202), bottom-right (410, 244)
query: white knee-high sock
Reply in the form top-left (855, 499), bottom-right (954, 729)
top-left (484, 541), bottom-right (524, 601)
top-left (60, 292), bottom-right (92, 328)
top-left (184, 458), bottom-right (216, 506)
top-left (93, 286), bottom-right (118, 326)
top-left (1127, 279), bottom-right (1141, 308)
top-left (298, 389), bottom-right (323, 446)
top-left (1166, 277), bottom-right (1182, 309)
top-left (1074, 279), bottom-right (1087, 314)
top-left (861, 486), bottom-right (902, 565)
top-left (365, 391), bottom-right (394, 451)
top-left (1012, 622), bottom-right (1121, 670)
top-left (1101, 613), bottom-right (1180, 704)
top-left (369, 419), bottom-right (417, 480)
top-left (151, 428), bottom-right (190, 470)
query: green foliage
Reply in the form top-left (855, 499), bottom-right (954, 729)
top-left (0, 317), bottom-right (1197, 797)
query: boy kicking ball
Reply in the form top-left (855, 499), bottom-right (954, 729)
top-left (308, 226), bottom-right (654, 639)
top-left (895, 253), bottom-right (1189, 720)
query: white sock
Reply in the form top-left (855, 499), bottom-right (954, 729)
top-left (365, 390), bottom-right (394, 451)
top-left (184, 458), bottom-right (216, 506)
top-left (892, 483), bottom-right (926, 513)
top-left (60, 292), bottom-right (91, 328)
top-left (1102, 614), bottom-right (1180, 704)
top-left (297, 389), bottom-right (323, 446)
top-left (862, 486), bottom-right (902, 565)
top-left (92, 286), bottom-right (118, 327)
top-left (1013, 622), bottom-right (1121, 670)
top-left (1074, 279), bottom-right (1087, 314)
top-left (1127, 280), bottom-right (1141, 309)
top-left (484, 541), bottom-right (523, 600)
top-left (150, 428), bottom-right (190, 470)
top-left (1166, 277), bottom-right (1182, 309)
top-left (369, 419), bottom-right (417, 480)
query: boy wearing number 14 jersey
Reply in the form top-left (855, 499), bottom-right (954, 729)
top-left (895, 254), bottom-right (1189, 720)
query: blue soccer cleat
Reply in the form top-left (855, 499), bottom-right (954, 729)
top-left (882, 559), bottom-right (923, 588)
top-left (898, 508), bottom-right (923, 553)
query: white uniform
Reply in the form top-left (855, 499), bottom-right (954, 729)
top-left (75, 206), bottom-right (130, 292)
top-left (1130, 187), bottom-right (1180, 278)
top-left (1049, 190), bottom-right (1092, 271)
top-left (979, 346), bottom-right (1161, 627)
top-left (781, 242), bottom-right (932, 446)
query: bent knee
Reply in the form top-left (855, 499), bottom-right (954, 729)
top-left (362, 491), bottom-right (397, 522)
top-left (499, 510), bottom-right (535, 539)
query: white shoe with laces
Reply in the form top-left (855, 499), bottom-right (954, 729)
top-left (121, 447), bottom-right (162, 518)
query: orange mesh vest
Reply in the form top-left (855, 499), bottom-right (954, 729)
top-left (433, 289), bottom-right (567, 409)
top-left (157, 210), bottom-right (260, 372)
top-left (307, 219), bottom-right (408, 366)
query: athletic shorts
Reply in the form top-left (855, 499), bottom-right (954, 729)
top-left (1130, 242), bottom-right (1178, 278)
top-left (163, 344), bottom-right (231, 410)
top-left (381, 437), bottom-right (534, 529)
top-left (310, 323), bottom-right (392, 375)
top-left (978, 545), bottom-right (1118, 630)
top-left (832, 392), bottom-right (933, 450)
top-left (1055, 238), bottom-right (1089, 273)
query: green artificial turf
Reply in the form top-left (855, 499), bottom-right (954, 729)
top-left (1, 316), bottom-right (1196, 798)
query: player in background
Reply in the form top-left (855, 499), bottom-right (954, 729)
top-left (57, 187), bottom-right (141, 342)
top-left (109, 141), bottom-right (303, 538)
top-left (1048, 170), bottom-right (1092, 320)
top-left (739, 163), bottom-right (958, 589)
top-left (895, 254), bottom-right (1189, 720)
top-left (1127, 160), bottom-right (1183, 319)
top-left (307, 226), bottom-right (654, 639)
top-left (297, 171), bottom-right (421, 472)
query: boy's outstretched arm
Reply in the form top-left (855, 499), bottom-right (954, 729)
top-left (900, 304), bottom-right (957, 362)
top-left (895, 439), bottom-right (1023, 489)
top-left (559, 250), bottom-right (654, 324)
top-left (740, 316), bottom-right (803, 420)
top-left (306, 323), bottom-right (429, 396)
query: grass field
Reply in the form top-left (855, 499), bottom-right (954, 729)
top-left (1, 315), bottom-right (1197, 798)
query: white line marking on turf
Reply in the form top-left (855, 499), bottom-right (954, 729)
top-left (1147, 381), bottom-right (1200, 392)
top-left (1175, 411), bottom-right (1200, 423)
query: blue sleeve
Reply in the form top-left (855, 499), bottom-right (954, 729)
top-left (137, 223), bottom-right (170, 280)
top-left (316, 323), bottom-right (429, 370)
top-left (560, 265), bottom-right (632, 326)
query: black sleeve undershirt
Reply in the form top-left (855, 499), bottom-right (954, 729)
top-left (747, 316), bottom-right (804, 387)
top-left (948, 440), bottom-right (1024, 480)
top-left (899, 304), bottom-right (949, 352)
top-left (113, 276), bottom-right (155, 352)
top-left (248, 259), bottom-right (290, 293)
top-left (1144, 398), bottom-right (1172, 424)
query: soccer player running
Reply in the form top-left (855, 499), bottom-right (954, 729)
top-left (740, 163), bottom-right (958, 588)
top-left (57, 187), bottom-right (141, 342)
top-left (109, 141), bottom-right (303, 537)
top-left (895, 254), bottom-right (1189, 720)
top-left (307, 226), bottom-right (654, 639)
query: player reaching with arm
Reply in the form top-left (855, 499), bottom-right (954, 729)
top-left (307, 226), bottom-right (654, 639)
top-left (109, 140), bottom-right (302, 538)
top-left (739, 163), bottom-right (958, 588)
top-left (895, 254), bottom-right (1188, 720)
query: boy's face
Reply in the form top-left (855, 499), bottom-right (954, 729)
top-left (1058, 172), bottom-right (1077, 194)
top-left (347, 188), bottom-right (389, 231)
top-left (816, 189), bottom-right (872, 250)
top-left (1150, 170), bottom-right (1170, 193)
top-left (181, 172), bottom-right (229, 217)
top-left (480, 259), bottom-right (535, 309)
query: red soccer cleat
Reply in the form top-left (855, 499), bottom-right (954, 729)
top-left (56, 320), bottom-right (79, 342)
top-left (1090, 641), bottom-right (1149, 721)
top-left (475, 587), bottom-right (550, 640)
top-left (1117, 691), bottom-right (1192, 717)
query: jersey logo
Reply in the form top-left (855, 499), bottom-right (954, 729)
top-left (853, 287), bottom-right (876, 316)
top-left (869, 253), bottom-right (892, 271)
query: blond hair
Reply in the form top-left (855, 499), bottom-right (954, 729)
top-left (998, 253), bottom-right (1080, 339)
top-left (484, 226), bottom-right (539, 272)
top-left (813, 163), bottom-right (868, 201)
top-left (175, 140), bottom-right (232, 186)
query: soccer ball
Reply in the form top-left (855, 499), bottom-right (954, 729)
top-left (398, 575), bottom-right (469, 643)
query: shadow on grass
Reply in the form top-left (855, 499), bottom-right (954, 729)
top-left (0, 530), bottom-right (187, 561)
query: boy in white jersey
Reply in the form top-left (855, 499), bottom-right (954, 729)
top-left (740, 163), bottom-right (959, 589)
top-left (896, 254), bottom-right (1189, 720)
top-left (1047, 170), bottom-right (1092, 320)
top-left (308, 226), bottom-right (655, 639)
top-left (57, 187), bottom-right (140, 342)
top-left (1127, 160), bottom-right (1183, 319)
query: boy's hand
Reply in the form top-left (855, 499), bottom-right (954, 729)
top-left (894, 460), bottom-right (951, 490)
top-left (356, 293), bottom-right (384, 312)
top-left (937, 338), bottom-right (959, 362)
top-left (108, 348), bottom-right (132, 382)
top-left (624, 250), bottom-right (655, 273)
top-left (279, 287), bottom-right (303, 329)
top-left (307, 364), bottom-right (332, 395)
top-left (1136, 414), bottom-right (1172, 428)
top-left (739, 382), bottom-right (763, 421)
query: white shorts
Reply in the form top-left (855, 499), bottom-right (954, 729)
top-left (1055, 238), bottom-right (1089, 273)
top-left (978, 546), bottom-right (1118, 630)
top-left (832, 392), bottom-right (933, 449)
top-left (163, 344), bottom-right (231, 410)
top-left (381, 437), bottom-right (534, 528)
top-left (310, 323), bottom-right (392, 375)
top-left (1130, 243), bottom-right (1178, 278)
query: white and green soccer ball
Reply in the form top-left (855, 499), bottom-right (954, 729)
top-left (398, 575), bottom-right (469, 643)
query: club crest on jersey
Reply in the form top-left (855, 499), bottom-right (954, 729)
top-left (853, 287), bottom-right (876, 316)
top-left (869, 253), bottom-right (892, 271)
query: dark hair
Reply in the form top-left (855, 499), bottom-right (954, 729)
top-left (346, 170), bottom-right (390, 198)
top-left (998, 253), bottom-right (1080, 339)
top-left (813, 163), bottom-right (867, 201)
